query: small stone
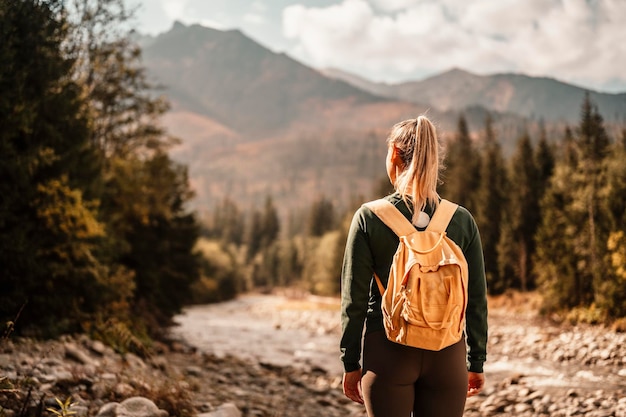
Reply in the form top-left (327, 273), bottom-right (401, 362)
top-left (185, 365), bottom-right (203, 376)
top-left (65, 343), bottom-right (94, 366)
top-left (90, 341), bottom-right (107, 356)
top-left (1, 409), bottom-right (16, 417)
top-left (170, 341), bottom-right (186, 353)
top-left (113, 382), bottom-right (134, 397)
top-left (39, 382), bottom-right (54, 392)
top-left (71, 405), bottom-right (89, 417)
top-left (150, 357), bottom-right (168, 370)
top-left (43, 358), bottom-right (64, 367)
top-left (123, 354), bottom-right (146, 370)
top-left (101, 373), bottom-right (117, 382)
top-left (54, 369), bottom-right (75, 384)
top-left (0, 354), bottom-right (13, 368)
top-left (197, 403), bottom-right (242, 417)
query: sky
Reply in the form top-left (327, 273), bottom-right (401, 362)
top-left (127, 0), bottom-right (626, 93)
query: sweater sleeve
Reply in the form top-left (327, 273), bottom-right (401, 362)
top-left (339, 208), bottom-right (374, 372)
top-left (461, 212), bottom-right (488, 373)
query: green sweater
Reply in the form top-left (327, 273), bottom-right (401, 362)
top-left (340, 193), bottom-right (488, 373)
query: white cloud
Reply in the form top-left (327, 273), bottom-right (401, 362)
top-left (160, 0), bottom-right (190, 21)
top-left (244, 1), bottom-right (268, 24)
top-left (200, 18), bottom-right (228, 30)
top-left (283, 0), bottom-right (376, 65)
top-left (243, 1), bottom-right (268, 24)
top-left (251, 1), bottom-right (267, 13)
top-left (368, 0), bottom-right (423, 13)
top-left (282, 0), bottom-right (626, 91)
top-left (243, 13), bottom-right (265, 24)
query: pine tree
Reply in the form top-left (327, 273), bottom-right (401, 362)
top-left (475, 114), bottom-right (508, 293)
top-left (262, 196), bottom-right (281, 247)
top-left (276, 238), bottom-right (303, 287)
top-left (535, 94), bottom-right (614, 315)
top-left (578, 92), bottom-right (610, 162)
top-left (599, 143), bottom-right (626, 317)
top-left (119, 153), bottom-right (201, 322)
top-left (213, 198), bottom-right (245, 246)
top-left (499, 132), bottom-right (539, 291)
top-left (533, 160), bottom-right (582, 310)
top-left (246, 196), bottom-right (280, 261)
top-left (440, 115), bottom-right (481, 212)
top-left (308, 196), bottom-right (336, 237)
top-left (577, 94), bottom-right (611, 310)
top-left (247, 209), bottom-right (264, 261)
top-left (535, 123), bottom-right (556, 197)
top-left (562, 126), bottom-right (577, 167)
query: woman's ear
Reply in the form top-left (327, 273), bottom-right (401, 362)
top-left (390, 145), bottom-right (403, 166)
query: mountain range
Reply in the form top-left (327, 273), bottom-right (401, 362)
top-left (322, 67), bottom-right (626, 123)
top-left (139, 22), bottom-right (626, 215)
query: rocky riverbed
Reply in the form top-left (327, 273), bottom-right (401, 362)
top-left (1, 292), bottom-right (625, 417)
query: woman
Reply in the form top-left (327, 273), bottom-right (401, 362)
top-left (340, 115), bottom-right (488, 417)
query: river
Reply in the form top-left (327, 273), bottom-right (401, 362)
top-left (170, 294), bottom-right (344, 375)
top-left (170, 293), bottom-right (626, 395)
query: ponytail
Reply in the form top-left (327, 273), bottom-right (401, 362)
top-left (387, 115), bottom-right (442, 224)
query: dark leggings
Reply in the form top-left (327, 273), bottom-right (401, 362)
top-left (361, 331), bottom-right (468, 417)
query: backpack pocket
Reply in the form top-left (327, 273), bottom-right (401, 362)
top-left (400, 273), bottom-right (461, 330)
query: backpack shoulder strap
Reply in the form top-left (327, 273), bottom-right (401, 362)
top-left (426, 199), bottom-right (459, 233)
top-left (363, 199), bottom-right (416, 237)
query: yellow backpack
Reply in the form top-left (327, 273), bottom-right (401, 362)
top-left (364, 199), bottom-right (469, 351)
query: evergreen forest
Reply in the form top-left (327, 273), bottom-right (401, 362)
top-left (2, 0), bottom-right (626, 348)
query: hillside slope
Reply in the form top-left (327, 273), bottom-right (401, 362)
top-left (142, 22), bottom-right (391, 137)
top-left (140, 24), bottom-right (544, 213)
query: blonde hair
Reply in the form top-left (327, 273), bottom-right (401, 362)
top-left (387, 115), bottom-right (442, 224)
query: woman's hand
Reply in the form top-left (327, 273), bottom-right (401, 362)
top-left (467, 372), bottom-right (485, 397)
top-left (343, 369), bottom-right (364, 404)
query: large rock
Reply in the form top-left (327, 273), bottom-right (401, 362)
top-left (96, 397), bottom-right (168, 417)
top-left (95, 402), bottom-right (119, 417)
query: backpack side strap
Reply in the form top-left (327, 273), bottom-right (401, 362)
top-left (426, 199), bottom-right (459, 233)
top-left (373, 273), bottom-right (386, 296)
top-left (365, 199), bottom-right (415, 295)
top-left (363, 199), bottom-right (416, 237)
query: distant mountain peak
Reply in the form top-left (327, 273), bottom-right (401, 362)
top-left (426, 67), bottom-right (479, 82)
top-left (172, 20), bottom-right (187, 31)
top-left (441, 67), bottom-right (475, 77)
top-left (167, 21), bottom-right (241, 37)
